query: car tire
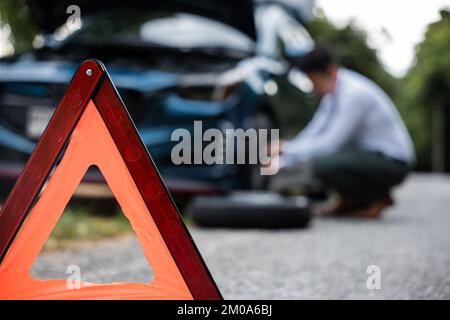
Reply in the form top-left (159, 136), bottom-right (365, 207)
top-left (189, 191), bottom-right (311, 229)
top-left (241, 111), bottom-right (276, 190)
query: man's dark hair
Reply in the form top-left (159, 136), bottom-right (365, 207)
top-left (292, 47), bottom-right (335, 73)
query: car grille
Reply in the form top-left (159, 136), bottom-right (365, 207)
top-left (0, 83), bottom-right (66, 141)
top-left (0, 82), bottom-right (158, 141)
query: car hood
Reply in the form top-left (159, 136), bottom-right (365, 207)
top-left (26, 0), bottom-right (256, 39)
top-left (0, 60), bottom-right (180, 93)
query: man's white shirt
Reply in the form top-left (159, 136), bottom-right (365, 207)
top-left (281, 68), bottom-right (415, 168)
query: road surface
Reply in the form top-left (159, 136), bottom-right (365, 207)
top-left (32, 174), bottom-right (450, 299)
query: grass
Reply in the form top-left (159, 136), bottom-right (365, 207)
top-left (42, 196), bottom-right (192, 251)
top-left (43, 204), bottom-right (133, 251)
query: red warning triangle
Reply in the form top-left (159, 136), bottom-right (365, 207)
top-left (0, 60), bottom-right (221, 300)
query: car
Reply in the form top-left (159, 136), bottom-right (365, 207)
top-left (0, 0), bottom-right (315, 197)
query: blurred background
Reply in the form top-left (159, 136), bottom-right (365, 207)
top-left (1, 0), bottom-right (449, 173)
top-left (0, 0), bottom-right (448, 240)
top-left (0, 0), bottom-right (449, 238)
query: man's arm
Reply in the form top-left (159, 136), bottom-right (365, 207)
top-left (281, 90), bottom-right (367, 167)
top-left (285, 95), bottom-right (333, 145)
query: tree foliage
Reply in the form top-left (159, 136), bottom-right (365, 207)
top-left (0, 0), bottom-right (37, 54)
top-left (397, 9), bottom-right (450, 170)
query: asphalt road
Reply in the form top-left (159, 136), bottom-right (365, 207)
top-left (32, 174), bottom-right (450, 299)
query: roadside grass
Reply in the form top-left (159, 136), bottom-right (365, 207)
top-left (43, 204), bottom-right (133, 251)
top-left (43, 196), bottom-right (192, 251)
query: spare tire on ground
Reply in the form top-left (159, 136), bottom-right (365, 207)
top-left (188, 191), bottom-right (312, 229)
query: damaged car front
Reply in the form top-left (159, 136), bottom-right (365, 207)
top-left (0, 0), bottom-right (308, 196)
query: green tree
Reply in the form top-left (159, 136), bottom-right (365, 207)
top-left (398, 9), bottom-right (450, 171)
top-left (0, 0), bottom-right (37, 55)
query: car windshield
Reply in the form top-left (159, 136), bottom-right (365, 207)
top-left (70, 12), bottom-right (255, 53)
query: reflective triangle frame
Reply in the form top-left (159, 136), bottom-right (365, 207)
top-left (0, 60), bottom-right (222, 300)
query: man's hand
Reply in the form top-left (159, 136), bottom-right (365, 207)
top-left (269, 139), bottom-right (284, 157)
top-left (260, 139), bottom-right (285, 176)
top-left (261, 155), bottom-right (281, 176)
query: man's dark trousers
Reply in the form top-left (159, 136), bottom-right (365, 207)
top-left (313, 150), bottom-right (410, 207)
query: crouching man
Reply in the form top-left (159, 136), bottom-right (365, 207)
top-left (276, 47), bottom-right (415, 218)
